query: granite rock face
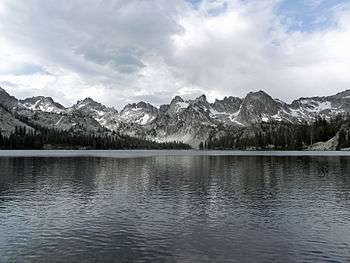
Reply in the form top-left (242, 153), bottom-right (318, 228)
top-left (2, 85), bottom-right (350, 147)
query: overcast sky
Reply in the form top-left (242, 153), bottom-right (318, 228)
top-left (0, 0), bottom-right (350, 108)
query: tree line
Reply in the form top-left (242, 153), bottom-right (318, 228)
top-left (200, 115), bottom-right (350, 150)
top-left (0, 125), bottom-right (191, 150)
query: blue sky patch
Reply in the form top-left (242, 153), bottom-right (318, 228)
top-left (186, 0), bottom-right (202, 9)
top-left (186, 0), bottom-right (349, 31)
top-left (277, 0), bottom-right (348, 32)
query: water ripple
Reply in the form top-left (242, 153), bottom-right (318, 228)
top-left (0, 155), bottom-right (349, 262)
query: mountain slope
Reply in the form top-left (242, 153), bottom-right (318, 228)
top-left (119, 102), bottom-right (158, 125)
top-left (2, 86), bottom-right (350, 147)
top-left (0, 105), bottom-right (32, 136)
top-left (20, 96), bottom-right (66, 113)
top-left (0, 87), bottom-right (23, 111)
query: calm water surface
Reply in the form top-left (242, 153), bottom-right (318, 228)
top-left (0, 152), bottom-right (350, 262)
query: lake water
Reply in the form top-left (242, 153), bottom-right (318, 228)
top-left (0, 151), bottom-right (350, 262)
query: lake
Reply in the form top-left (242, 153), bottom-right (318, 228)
top-left (0, 151), bottom-right (350, 262)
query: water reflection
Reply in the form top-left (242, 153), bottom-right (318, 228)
top-left (0, 155), bottom-right (349, 262)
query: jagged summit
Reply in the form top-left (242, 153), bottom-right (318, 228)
top-left (122, 101), bottom-right (156, 111)
top-left (191, 94), bottom-right (210, 109)
top-left (171, 96), bottom-right (184, 104)
top-left (72, 97), bottom-right (118, 126)
top-left (195, 94), bottom-right (207, 102)
top-left (74, 97), bottom-right (102, 108)
top-left (120, 101), bottom-right (158, 126)
top-left (212, 96), bottom-right (242, 113)
top-left (79, 97), bottom-right (95, 103)
top-left (73, 97), bottom-right (116, 112)
top-left (20, 96), bottom-right (65, 113)
top-left (236, 90), bottom-right (280, 124)
top-left (2, 86), bottom-right (350, 147)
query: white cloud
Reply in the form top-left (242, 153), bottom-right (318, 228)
top-left (0, 0), bottom-right (350, 108)
top-left (169, 0), bottom-right (350, 101)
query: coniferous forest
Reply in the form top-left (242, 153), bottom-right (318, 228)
top-left (0, 125), bottom-right (191, 150)
top-left (2, 113), bottom-right (350, 150)
top-left (200, 115), bottom-right (350, 150)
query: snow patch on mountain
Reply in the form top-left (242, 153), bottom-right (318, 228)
top-left (119, 102), bottom-right (158, 126)
top-left (3, 86), bottom-right (350, 148)
top-left (20, 96), bottom-right (65, 113)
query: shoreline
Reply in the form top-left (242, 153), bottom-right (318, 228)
top-left (1, 149), bottom-right (350, 158)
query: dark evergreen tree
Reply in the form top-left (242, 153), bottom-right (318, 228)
top-left (204, 115), bottom-right (350, 150)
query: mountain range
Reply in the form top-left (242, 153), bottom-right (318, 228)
top-left (1, 86), bottom-right (350, 148)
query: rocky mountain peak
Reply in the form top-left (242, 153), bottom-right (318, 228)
top-left (243, 90), bottom-right (277, 105)
top-left (212, 96), bottom-right (242, 113)
top-left (74, 97), bottom-right (109, 110)
top-left (246, 90), bottom-right (271, 99)
top-left (76, 97), bottom-right (99, 107)
top-left (20, 96), bottom-right (66, 113)
top-left (120, 101), bottom-right (158, 126)
top-left (170, 96), bottom-right (184, 104)
top-left (72, 97), bottom-right (118, 119)
top-left (165, 96), bottom-right (189, 116)
top-left (195, 94), bottom-right (207, 102)
top-left (122, 101), bottom-right (157, 113)
top-left (3, 85), bottom-right (350, 148)
top-left (236, 90), bottom-right (280, 124)
top-left (191, 94), bottom-right (210, 109)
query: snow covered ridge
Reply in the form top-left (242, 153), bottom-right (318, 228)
top-left (1, 86), bottom-right (350, 147)
top-left (20, 96), bottom-right (66, 114)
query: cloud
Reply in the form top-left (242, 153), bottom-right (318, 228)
top-left (0, 0), bottom-right (185, 107)
top-left (169, 0), bottom-right (350, 101)
top-left (0, 0), bottom-right (350, 108)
